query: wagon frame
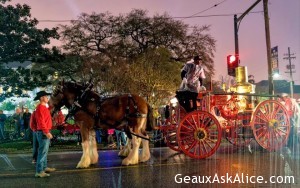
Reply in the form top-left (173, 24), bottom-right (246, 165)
top-left (160, 90), bottom-right (291, 159)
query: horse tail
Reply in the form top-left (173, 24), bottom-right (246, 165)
top-left (146, 103), bottom-right (154, 131)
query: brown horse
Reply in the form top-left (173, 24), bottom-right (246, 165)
top-left (49, 81), bottom-right (154, 168)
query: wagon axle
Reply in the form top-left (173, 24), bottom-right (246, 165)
top-left (194, 128), bottom-right (206, 140)
top-left (268, 119), bottom-right (278, 128)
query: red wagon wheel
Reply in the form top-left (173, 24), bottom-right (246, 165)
top-left (177, 110), bottom-right (222, 159)
top-left (164, 124), bottom-right (181, 151)
top-left (163, 105), bottom-right (187, 152)
top-left (251, 100), bottom-right (290, 151)
top-left (226, 125), bottom-right (253, 147)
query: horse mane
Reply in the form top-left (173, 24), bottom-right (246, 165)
top-left (64, 82), bottom-right (85, 92)
top-left (62, 81), bottom-right (103, 103)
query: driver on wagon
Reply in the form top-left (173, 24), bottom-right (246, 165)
top-left (179, 55), bottom-right (206, 112)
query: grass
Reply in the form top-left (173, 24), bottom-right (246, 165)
top-left (0, 140), bottom-right (84, 154)
top-left (0, 139), bottom-right (116, 154)
top-left (0, 141), bottom-right (32, 153)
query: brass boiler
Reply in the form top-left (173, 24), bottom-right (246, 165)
top-left (229, 66), bottom-right (255, 118)
top-left (230, 66), bottom-right (255, 94)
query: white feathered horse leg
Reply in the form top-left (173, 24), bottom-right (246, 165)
top-left (118, 139), bottom-right (131, 157)
top-left (139, 134), bottom-right (150, 162)
top-left (89, 130), bottom-right (99, 165)
top-left (76, 130), bottom-right (99, 168)
top-left (76, 139), bottom-right (91, 168)
top-left (122, 135), bottom-right (141, 165)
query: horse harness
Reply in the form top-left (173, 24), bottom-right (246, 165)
top-left (66, 89), bottom-right (151, 141)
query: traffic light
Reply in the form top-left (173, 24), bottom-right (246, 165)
top-left (227, 55), bottom-right (239, 76)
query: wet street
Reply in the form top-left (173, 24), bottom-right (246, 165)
top-left (0, 143), bottom-right (299, 188)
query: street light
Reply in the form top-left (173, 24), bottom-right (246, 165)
top-left (53, 71), bottom-right (59, 80)
top-left (273, 74), bottom-right (294, 97)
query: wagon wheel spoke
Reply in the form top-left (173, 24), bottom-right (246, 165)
top-left (200, 140), bottom-right (209, 155)
top-left (179, 134), bottom-right (193, 142)
top-left (254, 126), bottom-right (266, 133)
top-left (203, 117), bottom-right (213, 128)
top-left (184, 118), bottom-right (197, 130)
top-left (253, 121), bottom-right (268, 125)
top-left (256, 128), bottom-right (268, 142)
top-left (180, 124), bottom-right (194, 131)
top-left (254, 110), bottom-right (269, 123)
top-left (205, 137), bottom-right (218, 145)
top-left (187, 140), bottom-right (198, 151)
top-left (271, 130), bottom-right (279, 142)
top-left (271, 105), bottom-right (281, 119)
top-left (274, 128), bottom-right (287, 137)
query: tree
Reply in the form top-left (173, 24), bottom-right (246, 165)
top-left (0, 100), bottom-right (16, 111)
top-left (126, 48), bottom-right (182, 106)
top-left (59, 9), bottom-right (216, 106)
top-left (60, 12), bottom-right (119, 59)
top-left (116, 9), bottom-right (216, 73)
top-left (0, 1), bottom-right (59, 62)
top-left (0, 0), bottom-right (59, 101)
top-left (32, 47), bottom-right (85, 83)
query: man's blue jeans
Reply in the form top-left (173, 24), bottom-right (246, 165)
top-left (95, 129), bottom-right (102, 143)
top-left (115, 130), bottom-right (127, 149)
top-left (36, 131), bottom-right (50, 173)
top-left (32, 131), bottom-right (38, 161)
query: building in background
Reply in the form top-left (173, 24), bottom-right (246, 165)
top-left (255, 80), bottom-right (300, 99)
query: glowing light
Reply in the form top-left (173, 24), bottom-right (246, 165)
top-left (229, 55), bottom-right (236, 63)
top-left (273, 73), bottom-right (280, 78)
top-left (170, 97), bottom-right (178, 104)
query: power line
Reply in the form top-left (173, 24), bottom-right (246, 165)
top-left (38, 11), bottom-right (263, 23)
top-left (173, 11), bottom-right (263, 19)
top-left (39, 20), bottom-right (74, 23)
top-left (180, 0), bottom-right (228, 20)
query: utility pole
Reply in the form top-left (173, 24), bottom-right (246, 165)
top-left (263, 0), bottom-right (274, 95)
top-left (283, 47), bottom-right (296, 98)
top-left (233, 0), bottom-right (274, 95)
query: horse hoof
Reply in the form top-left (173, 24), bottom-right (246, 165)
top-left (118, 151), bottom-right (128, 157)
top-left (122, 162), bottom-right (129, 166)
top-left (90, 158), bottom-right (98, 165)
top-left (139, 155), bottom-right (150, 163)
top-left (76, 165), bottom-right (89, 169)
top-left (76, 162), bottom-right (90, 169)
top-left (121, 159), bottom-right (130, 166)
top-left (122, 158), bottom-right (138, 166)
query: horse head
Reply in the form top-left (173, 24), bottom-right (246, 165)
top-left (49, 80), bottom-right (84, 115)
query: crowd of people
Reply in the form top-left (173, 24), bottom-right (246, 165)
top-left (0, 107), bottom-right (32, 142)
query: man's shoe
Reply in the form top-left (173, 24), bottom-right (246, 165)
top-left (45, 167), bottom-right (56, 173)
top-left (35, 172), bottom-right (50, 178)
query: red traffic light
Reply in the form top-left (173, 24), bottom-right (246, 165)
top-left (227, 54), bottom-right (239, 76)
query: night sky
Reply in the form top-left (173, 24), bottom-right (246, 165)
top-left (9, 0), bottom-right (300, 84)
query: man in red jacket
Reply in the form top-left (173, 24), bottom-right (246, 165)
top-left (33, 91), bottom-right (56, 178)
